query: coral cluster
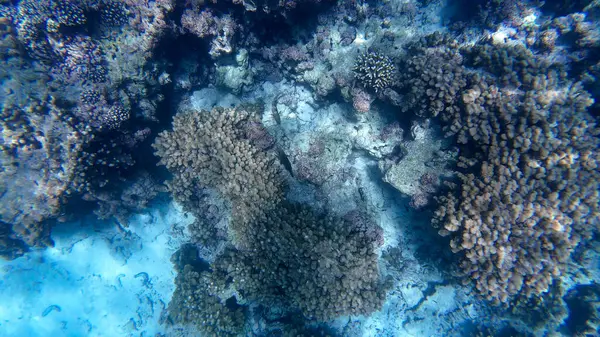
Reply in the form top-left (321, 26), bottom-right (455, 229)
top-left (1, 0), bottom-right (598, 335)
top-left (89, 172), bottom-right (166, 225)
top-left (0, 0), bottom-right (175, 259)
top-left (398, 34), bottom-right (466, 118)
top-left (181, 9), bottom-right (237, 58)
top-left (0, 96), bottom-right (82, 259)
top-left (397, 36), bottom-right (600, 304)
top-left (157, 106), bottom-right (389, 322)
top-left (153, 105), bottom-right (284, 244)
top-left (212, 204), bottom-right (388, 321)
top-left (168, 244), bottom-right (246, 337)
top-left (14, 0), bottom-right (131, 62)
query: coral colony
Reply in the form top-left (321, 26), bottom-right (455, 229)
top-left (0, 0), bottom-right (599, 336)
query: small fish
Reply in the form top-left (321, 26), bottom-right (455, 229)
top-left (277, 149), bottom-right (294, 177)
top-left (42, 305), bottom-right (62, 317)
top-left (271, 95), bottom-right (282, 125)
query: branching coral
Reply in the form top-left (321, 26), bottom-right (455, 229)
top-left (167, 244), bottom-right (246, 336)
top-left (398, 34), bottom-right (600, 305)
top-left (157, 105), bottom-right (389, 322)
top-left (213, 204), bottom-right (389, 321)
top-left (353, 51), bottom-right (396, 93)
top-left (398, 34), bottom-right (466, 118)
top-left (153, 105), bottom-right (285, 245)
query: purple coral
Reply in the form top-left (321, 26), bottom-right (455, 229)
top-left (352, 87), bottom-right (374, 113)
top-left (181, 9), bottom-right (237, 58)
top-left (57, 36), bottom-right (107, 84)
top-left (243, 121), bottom-right (275, 151)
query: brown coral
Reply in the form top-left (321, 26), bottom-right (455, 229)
top-left (0, 95), bottom-right (84, 259)
top-left (212, 203), bottom-right (389, 321)
top-left (158, 105), bottom-right (389, 322)
top-left (153, 105), bottom-right (284, 246)
top-left (167, 245), bottom-right (246, 336)
top-left (402, 35), bottom-right (600, 304)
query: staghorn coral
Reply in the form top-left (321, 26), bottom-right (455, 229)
top-left (353, 51), bottom-right (396, 93)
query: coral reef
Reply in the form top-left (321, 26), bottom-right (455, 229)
top-left (89, 172), bottom-right (167, 225)
top-left (181, 8), bottom-right (237, 58)
top-left (213, 204), bottom-right (389, 321)
top-left (0, 0), bottom-right (174, 259)
top-left (0, 94), bottom-right (82, 259)
top-left (379, 119), bottom-right (456, 209)
top-left (1, 0), bottom-right (599, 335)
top-left (398, 33), bottom-right (466, 118)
